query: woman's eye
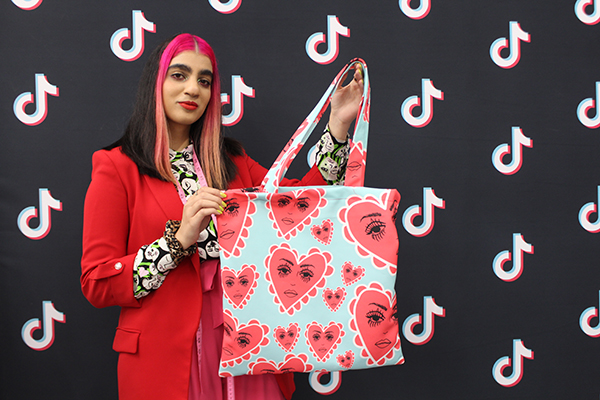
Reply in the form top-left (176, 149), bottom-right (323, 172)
top-left (365, 219), bottom-right (386, 241)
top-left (277, 198), bottom-right (290, 207)
top-left (239, 278), bottom-right (249, 287)
top-left (224, 202), bottom-right (239, 216)
top-left (278, 333), bottom-right (286, 340)
top-left (298, 268), bottom-right (314, 283)
top-left (171, 72), bottom-right (186, 81)
top-left (236, 335), bottom-right (251, 348)
top-left (296, 200), bottom-right (309, 212)
top-left (325, 333), bottom-right (334, 341)
top-left (366, 310), bottom-right (385, 327)
top-left (198, 78), bottom-right (211, 87)
top-left (277, 264), bottom-right (292, 277)
top-left (225, 279), bottom-right (234, 287)
top-left (312, 333), bottom-right (321, 341)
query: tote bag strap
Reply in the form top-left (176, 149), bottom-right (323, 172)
top-left (259, 58), bottom-right (370, 193)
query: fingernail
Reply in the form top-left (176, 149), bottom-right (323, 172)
top-left (219, 205), bottom-right (224, 213)
top-left (220, 192), bottom-right (227, 198)
top-left (221, 201), bottom-right (227, 208)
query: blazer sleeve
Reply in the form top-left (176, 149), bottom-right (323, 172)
top-left (81, 150), bottom-right (141, 309)
top-left (237, 149), bottom-right (327, 188)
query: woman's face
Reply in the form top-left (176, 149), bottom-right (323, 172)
top-left (162, 50), bottom-right (213, 134)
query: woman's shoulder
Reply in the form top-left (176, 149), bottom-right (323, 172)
top-left (92, 146), bottom-right (138, 173)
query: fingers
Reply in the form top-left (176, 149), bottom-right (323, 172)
top-left (176, 188), bottom-right (227, 248)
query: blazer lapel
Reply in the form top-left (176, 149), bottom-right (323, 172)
top-left (143, 175), bottom-right (183, 221)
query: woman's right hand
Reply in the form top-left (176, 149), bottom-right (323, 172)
top-left (175, 187), bottom-right (226, 249)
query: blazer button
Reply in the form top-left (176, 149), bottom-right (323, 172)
top-left (114, 262), bottom-right (123, 270)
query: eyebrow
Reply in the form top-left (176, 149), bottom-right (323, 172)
top-left (167, 63), bottom-right (213, 78)
top-left (360, 213), bottom-right (382, 221)
top-left (369, 302), bottom-right (388, 311)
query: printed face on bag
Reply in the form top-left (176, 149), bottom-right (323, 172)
top-left (220, 196), bottom-right (241, 240)
top-left (339, 191), bottom-right (400, 273)
top-left (275, 257), bottom-right (316, 300)
top-left (223, 272), bottom-right (250, 301)
top-left (274, 194), bottom-right (312, 225)
top-left (223, 321), bottom-right (253, 357)
top-left (350, 284), bottom-right (400, 364)
top-left (267, 188), bottom-right (326, 240)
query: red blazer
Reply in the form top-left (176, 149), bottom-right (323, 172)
top-left (81, 147), bottom-right (325, 400)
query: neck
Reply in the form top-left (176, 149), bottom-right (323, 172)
top-left (168, 124), bottom-right (190, 152)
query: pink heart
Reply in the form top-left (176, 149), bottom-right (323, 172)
top-left (336, 350), bottom-right (355, 369)
top-left (222, 265), bottom-right (258, 309)
top-left (221, 310), bottom-right (269, 366)
top-left (341, 262), bottom-right (365, 286)
top-left (248, 354), bottom-right (313, 375)
top-left (339, 190), bottom-right (400, 274)
top-left (305, 321), bottom-right (344, 363)
top-left (311, 219), bottom-right (333, 245)
top-left (349, 283), bottom-right (401, 366)
top-left (322, 287), bottom-right (346, 312)
top-left (266, 188), bottom-right (326, 240)
top-left (217, 192), bottom-right (257, 258)
top-left (265, 243), bottom-right (333, 315)
top-left (273, 323), bottom-right (300, 352)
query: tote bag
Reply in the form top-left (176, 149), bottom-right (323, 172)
top-left (217, 59), bottom-right (404, 377)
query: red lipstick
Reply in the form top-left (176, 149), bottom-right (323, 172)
top-left (179, 101), bottom-right (198, 110)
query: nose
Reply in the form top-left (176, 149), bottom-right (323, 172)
top-left (184, 80), bottom-right (200, 98)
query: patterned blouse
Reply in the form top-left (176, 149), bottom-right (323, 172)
top-left (133, 131), bottom-right (349, 298)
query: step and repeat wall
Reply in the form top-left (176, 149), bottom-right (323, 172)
top-left (2, 0), bottom-right (600, 398)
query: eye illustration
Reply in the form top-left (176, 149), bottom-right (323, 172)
top-left (224, 198), bottom-right (240, 216)
top-left (366, 309), bottom-right (385, 327)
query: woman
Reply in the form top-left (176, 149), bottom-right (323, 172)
top-left (81, 33), bottom-right (363, 400)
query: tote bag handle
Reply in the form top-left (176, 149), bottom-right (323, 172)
top-left (259, 58), bottom-right (370, 193)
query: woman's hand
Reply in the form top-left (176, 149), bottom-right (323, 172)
top-left (175, 187), bottom-right (226, 249)
top-left (328, 64), bottom-right (364, 141)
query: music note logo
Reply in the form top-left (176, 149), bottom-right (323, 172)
top-left (575, 0), bottom-right (600, 25)
top-left (580, 290), bottom-right (600, 337)
top-left (208, 0), bottom-right (242, 14)
top-left (402, 187), bottom-right (445, 237)
top-left (492, 339), bottom-right (534, 387)
top-left (110, 10), bottom-right (156, 62)
top-left (577, 82), bottom-right (600, 129)
top-left (221, 75), bottom-right (255, 126)
top-left (17, 188), bottom-right (62, 240)
top-left (13, 74), bottom-right (59, 126)
top-left (401, 78), bottom-right (444, 128)
top-left (399, 0), bottom-right (431, 19)
top-left (492, 127), bottom-right (533, 175)
top-left (11, 0), bottom-right (42, 10)
top-left (490, 21), bottom-right (530, 69)
top-left (402, 296), bottom-right (445, 345)
top-left (21, 301), bottom-right (66, 351)
top-left (492, 233), bottom-right (534, 282)
top-left (306, 15), bottom-right (350, 65)
top-left (579, 186), bottom-right (600, 233)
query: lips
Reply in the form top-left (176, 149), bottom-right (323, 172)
top-left (284, 290), bottom-right (298, 298)
top-left (179, 101), bottom-right (198, 110)
top-left (281, 217), bottom-right (294, 225)
top-left (220, 229), bottom-right (235, 240)
top-left (375, 339), bottom-right (392, 349)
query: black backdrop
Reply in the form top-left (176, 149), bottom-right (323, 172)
top-left (2, 0), bottom-right (600, 398)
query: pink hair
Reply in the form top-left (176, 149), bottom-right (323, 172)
top-left (154, 33), bottom-right (224, 187)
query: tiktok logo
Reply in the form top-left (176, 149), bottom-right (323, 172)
top-left (400, 79), bottom-right (444, 128)
top-left (402, 187), bottom-right (445, 237)
top-left (21, 301), bottom-right (66, 351)
top-left (492, 233), bottom-right (534, 282)
top-left (577, 82), bottom-right (600, 129)
top-left (17, 188), bottom-right (62, 240)
top-left (221, 75), bottom-right (255, 126)
top-left (402, 296), bottom-right (445, 345)
top-left (492, 339), bottom-right (534, 387)
top-left (110, 10), bottom-right (156, 62)
top-left (208, 0), bottom-right (241, 14)
top-left (13, 74), bottom-right (59, 126)
top-left (575, 0), bottom-right (600, 25)
top-left (490, 21), bottom-right (530, 69)
top-left (309, 371), bottom-right (342, 395)
top-left (12, 0), bottom-right (42, 10)
top-left (492, 127), bottom-right (533, 175)
top-left (580, 290), bottom-right (600, 337)
top-left (579, 186), bottom-right (600, 233)
top-left (306, 15), bottom-right (350, 65)
top-left (399, 0), bottom-right (431, 19)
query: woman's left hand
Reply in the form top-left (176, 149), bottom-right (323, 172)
top-left (328, 64), bottom-right (364, 141)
